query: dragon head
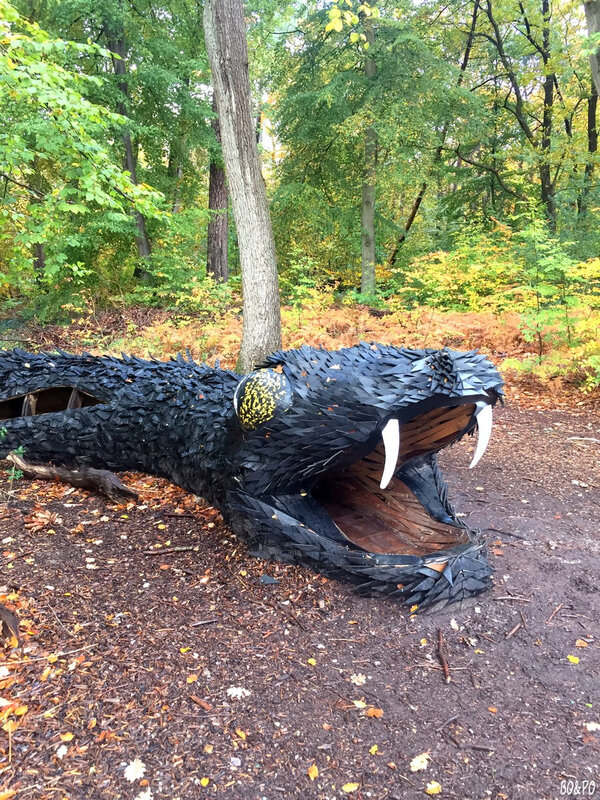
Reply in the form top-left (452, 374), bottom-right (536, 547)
top-left (223, 343), bottom-right (504, 609)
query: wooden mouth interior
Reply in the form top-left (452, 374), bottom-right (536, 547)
top-left (0, 387), bottom-right (101, 420)
top-left (315, 404), bottom-right (475, 556)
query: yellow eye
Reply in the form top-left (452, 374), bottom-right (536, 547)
top-left (233, 369), bottom-right (292, 431)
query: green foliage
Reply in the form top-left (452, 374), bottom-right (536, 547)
top-left (0, 0), bottom-right (165, 289)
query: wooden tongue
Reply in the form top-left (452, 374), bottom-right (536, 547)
top-left (317, 472), bottom-right (469, 556)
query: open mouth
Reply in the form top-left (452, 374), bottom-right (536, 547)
top-left (311, 400), bottom-right (493, 557)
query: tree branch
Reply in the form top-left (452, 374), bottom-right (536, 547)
top-left (0, 172), bottom-right (45, 198)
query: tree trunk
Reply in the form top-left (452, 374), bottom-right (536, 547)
top-left (585, 0), bottom-right (600, 96)
top-left (580, 79), bottom-right (598, 216)
top-left (387, 0), bottom-right (480, 264)
top-left (361, 20), bottom-right (377, 295)
top-left (540, 0), bottom-right (556, 230)
top-left (207, 99), bottom-right (229, 282)
top-left (203, 0), bottom-right (281, 372)
top-left (107, 28), bottom-right (152, 278)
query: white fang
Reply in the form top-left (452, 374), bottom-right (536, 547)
top-left (469, 402), bottom-right (493, 469)
top-left (380, 418), bottom-right (400, 489)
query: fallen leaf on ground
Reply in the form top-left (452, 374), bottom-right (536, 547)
top-left (226, 686), bottom-right (250, 700)
top-left (365, 706), bottom-right (383, 718)
top-left (342, 783), bottom-right (360, 793)
top-left (307, 764), bottom-right (318, 781)
top-left (124, 758), bottom-right (146, 782)
top-left (410, 752), bottom-right (430, 772)
top-left (426, 780), bottom-right (442, 795)
top-left (567, 654), bottom-right (579, 664)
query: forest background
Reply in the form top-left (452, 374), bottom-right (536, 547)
top-left (1, 0), bottom-right (600, 396)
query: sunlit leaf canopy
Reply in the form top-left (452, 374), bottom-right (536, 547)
top-left (0, 0), bottom-right (599, 386)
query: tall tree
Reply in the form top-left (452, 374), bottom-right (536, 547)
top-left (585, 0), bottom-right (600, 96)
top-left (206, 98), bottom-right (229, 282)
top-left (203, 0), bottom-right (281, 372)
top-left (361, 15), bottom-right (377, 295)
top-left (105, 5), bottom-right (152, 276)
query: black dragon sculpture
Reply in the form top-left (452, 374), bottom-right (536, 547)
top-left (0, 343), bottom-right (504, 611)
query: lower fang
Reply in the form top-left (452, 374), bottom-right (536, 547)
top-left (469, 403), bottom-right (493, 469)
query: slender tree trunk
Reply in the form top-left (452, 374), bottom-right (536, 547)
top-left (580, 80), bottom-right (598, 216)
top-left (585, 0), bottom-right (600, 96)
top-left (388, 183), bottom-right (426, 267)
top-left (107, 28), bottom-right (151, 278)
top-left (30, 157), bottom-right (46, 282)
top-left (207, 99), bottom-right (229, 282)
top-left (167, 77), bottom-right (190, 215)
top-left (387, 0), bottom-right (480, 264)
top-left (361, 19), bottom-right (377, 294)
top-left (539, 0), bottom-right (556, 230)
top-left (203, 0), bottom-right (281, 372)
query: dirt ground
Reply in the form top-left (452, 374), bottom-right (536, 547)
top-left (0, 404), bottom-right (599, 800)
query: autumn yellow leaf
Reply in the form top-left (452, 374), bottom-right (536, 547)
top-left (200, 777), bottom-right (210, 787)
top-left (59, 731), bottom-right (74, 741)
top-left (365, 707), bottom-right (383, 718)
top-left (426, 780), bottom-right (442, 795)
top-left (410, 752), bottom-right (430, 771)
top-left (203, 744), bottom-right (214, 754)
top-left (567, 654), bottom-right (580, 664)
top-left (352, 699), bottom-right (367, 709)
top-left (369, 744), bottom-right (379, 755)
top-left (307, 763), bottom-right (319, 781)
top-left (187, 674), bottom-right (198, 684)
top-left (488, 706), bottom-right (497, 713)
top-left (157, 523), bottom-right (167, 530)
top-left (342, 782), bottom-right (360, 793)
top-left (0, 789), bottom-right (17, 800)
top-left (235, 728), bottom-right (247, 740)
top-left (13, 705), bottom-right (28, 716)
top-left (180, 646), bottom-right (191, 654)
top-left (575, 639), bottom-right (589, 648)
top-left (307, 658), bottom-right (316, 666)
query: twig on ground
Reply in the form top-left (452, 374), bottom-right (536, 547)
top-left (486, 526), bottom-right (527, 540)
top-left (7, 644), bottom-right (94, 665)
top-left (190, 618), bottom-right (219, 627)
top-left (437, 628), bottom-right (451, 684)
top-left (547, 602), bottom-right (563, 622)
top-left (142, 545), bottom-right (198, 556)
top-left (44, 603), bottom-right (76, 639)
top-left (436, 713), bottom-right (459, 732)
top-left (519, 609), bottom-right (527, 629)
top-left (493, 595), bottom-right (531, 602)
top-left (505, 622), bottom-right (521, 639)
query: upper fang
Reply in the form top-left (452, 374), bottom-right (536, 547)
top-left (380, 418), bottom-right (400, 489)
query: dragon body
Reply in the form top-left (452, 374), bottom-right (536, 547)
top-left (0, 343), bottom-right (504, 611)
